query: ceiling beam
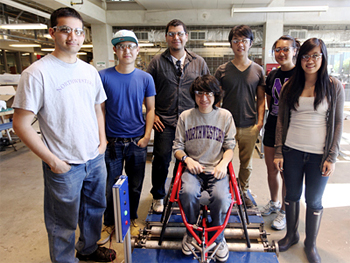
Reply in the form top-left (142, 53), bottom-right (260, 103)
top-left (2, 0), bottom-right (51, 19)
top-left (106, 6), bottom-right (350, 26)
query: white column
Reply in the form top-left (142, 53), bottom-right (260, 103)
top-left (91, 23), bottom-right (115, 70)
top-left (263, 13), bottom-right (284, 71)
top-left (262, 0), bottom-right (284, 71)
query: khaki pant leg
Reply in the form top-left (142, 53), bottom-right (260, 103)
top-left (236, 125), bottom-right (259, 193)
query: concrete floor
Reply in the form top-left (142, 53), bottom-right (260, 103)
top-left (1, 116), bottom-right (350, 263)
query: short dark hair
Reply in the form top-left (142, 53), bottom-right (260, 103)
top-left (228, 25), bottom-right (254, 47)
top-left (190, 75), bottom-right (223, 108)
top-left (50, 7), bottom-right (84, 28)
top-left (165, 19), bottom-right (187, 34)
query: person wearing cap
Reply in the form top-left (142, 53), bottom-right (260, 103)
top-left (147, 19), bottom-right (210, 213)
top-left (12, 7), bottom-right (116, 262)
top-left (98, 30), bottom-right (156, 243)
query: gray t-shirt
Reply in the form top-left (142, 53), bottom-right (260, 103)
top-left (215, 61), bottom-right (265, 128)
top-left (173, 107), bottom-right (236, 173)
top-left (13, 54), bottom-right (107, 163)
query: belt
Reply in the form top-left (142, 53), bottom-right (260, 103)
top-left (107, 137), bottom-right (137, 144)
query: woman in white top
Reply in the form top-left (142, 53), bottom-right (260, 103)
top-left (274, 38), bottom-right (344, 263)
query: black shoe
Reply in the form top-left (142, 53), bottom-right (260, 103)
top-left (76, 246), bottom-right (116, 262)
top-left (243, 193), bottom-right (254, 208)
top-left (278, 200), bottom-right (300, 252)
top-left (304, 208), bottom-right (323, 263)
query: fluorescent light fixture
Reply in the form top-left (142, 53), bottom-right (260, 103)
top-left (203, 42), bottom-right (230, 47)
top-left (10, 44), bottom-right (41, 47)
top-left (82, 44), bottom-right (93, 48)
top-left (41, 48), bottom-right (55, 51)
top-left (139, 43), bottom-right (154, 47)
top-left (77, 52), bottom-right (87, 55)
top-left (44, 34), bottom-right (52, 39)
top-left (0, 23), bottom-right (48, 30)
top-left (231, 5), bottom-right (328, 14)
top-left (22, 53), bottom-right (30, 56)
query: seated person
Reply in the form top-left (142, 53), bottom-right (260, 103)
top-left (173, 75), bottom-right (236, 262)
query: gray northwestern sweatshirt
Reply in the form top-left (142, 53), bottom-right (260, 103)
top-left (173, 107), bottom-right (236, 173)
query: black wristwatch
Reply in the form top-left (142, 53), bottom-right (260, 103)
top-left (181, 155), bottom-right (188, 163)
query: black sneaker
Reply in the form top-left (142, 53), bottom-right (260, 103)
top-left (243, 193), bottom-right (254, 208)
top-left (76, 246), bottom-right (116, 262)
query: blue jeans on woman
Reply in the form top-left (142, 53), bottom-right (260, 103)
top-left (283, 145), bottom-right (329, 210)
top-left (179, 170), bottom-right (232, 243)
top-left (104, 136), bottom-right (147, 226)
top-left (43, 153), bottom-right (107, 263)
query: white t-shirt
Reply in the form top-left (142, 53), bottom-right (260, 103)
top-left (285, 97), bottom-right (328, 154)
top-left (13, 54), bottom-right (107, 163)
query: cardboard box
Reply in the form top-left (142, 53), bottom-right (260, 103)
top-left (0, 86), bottom-right (16, 109)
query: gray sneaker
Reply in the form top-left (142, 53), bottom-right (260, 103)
top-left (215, 238), bottom-right (229, 262)
top-left (271, 210), bottom-right (286, 230)
top-left (182, 233), bottom-right (195, 256)
top-left (152, 199), bottom-right (164, 213)
top-left (260, 200), bottom-right (281, 216)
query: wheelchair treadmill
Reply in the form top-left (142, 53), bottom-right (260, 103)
top-left (131, 162), bottom-right (279, 263)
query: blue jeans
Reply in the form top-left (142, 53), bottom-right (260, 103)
top-left (104, 136), bottom-right (147, 225)
top-left (179, 170), bottom-right (231, 243)
top-left (151, 125), bottom-right (176, 199)
top-left (283, 145), bottom-right (329, 210)
top-left (43, 153), bottom-right (107, 263)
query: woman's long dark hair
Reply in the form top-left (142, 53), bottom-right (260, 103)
top-left (283, 38), bottom-right (333, 110)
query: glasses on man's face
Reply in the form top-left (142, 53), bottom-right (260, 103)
top-left (231, 39), bottom-right (251, 45)
top-left (301, 53), bottom-right (323, 61)
top-left (115, 43), bottom-right (138, 51)
top-left (53, 26), bottom-right (85, 36)
top-left (274, 47), bottom-right (291, 53)
top-left (194, 90), bottom-right (214, 97)
top-left (167, 31), bottom-right (186, 38)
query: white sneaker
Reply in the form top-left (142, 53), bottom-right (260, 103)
top-left (271, 210), bottom-right (286, 230)
top-left (152, 199), bottom-right (164, 213)
top-left (182, 233), bottom-right (195, 256)
top-left (260, 200), bottom-right (281, 216)
top-left (215, 238), bottom-right (229, 262)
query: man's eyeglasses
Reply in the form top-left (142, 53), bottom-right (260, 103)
top-left (301, 53), bottom-right (323, 61)
top-left (194, 91), bottom-right (214, 97)
top-left (167, 31), bottom-right (186, 38)
top-left (115, 43), bottom-right (138, 51)
top-left (274, 47), bottom-right (291, 53)
top-left (53, 26), bottom-right (85, 36)
top-left (232, 39), bottom-right (251, 45)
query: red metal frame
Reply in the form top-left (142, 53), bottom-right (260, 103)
top-left (169, 161), bottom-right (243, 249)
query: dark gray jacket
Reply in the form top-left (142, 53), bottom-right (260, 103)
top-left (147, 48), bottom-right (210, 128)
top-left (275, 77), bottom-right (345, 168)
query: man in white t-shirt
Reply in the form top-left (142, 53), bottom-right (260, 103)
top-left (12, 7), bottom-right (115, 263)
